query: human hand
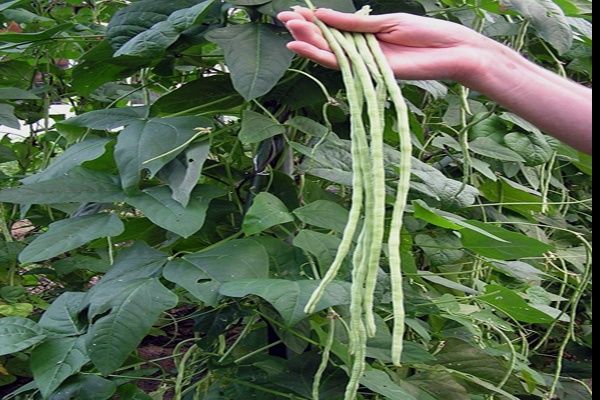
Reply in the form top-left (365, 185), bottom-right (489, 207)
top-left (277, 7), bottom-right (494, 82)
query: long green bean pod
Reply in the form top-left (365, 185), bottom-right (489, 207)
top-left (301, 0), bottom-right (413, 396)
top-left (366, 34), bottom-right (412, 366)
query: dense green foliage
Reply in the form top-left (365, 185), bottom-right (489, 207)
top-left (0, 0), bottom-right (592, 399)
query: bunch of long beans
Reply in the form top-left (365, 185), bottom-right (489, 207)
top-left (300, 2), bottom-right (413, 399)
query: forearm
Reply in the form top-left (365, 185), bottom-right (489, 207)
top-left (458, 41), bottom-right (592, 155)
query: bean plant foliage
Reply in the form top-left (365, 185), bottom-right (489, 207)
top-left (0, 0), bottom-right (592, 399)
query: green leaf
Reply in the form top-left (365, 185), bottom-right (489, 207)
top-left (468, 137), bottom-right (525, 162)
top-left (434, 337), bottom-right (523, 398)
top-left (0, 316), bottom-right (46, 356)
top-left (257, 0), bottom-right (355, 15)
top-left (296, 137), bottom-right (478, 208)
top-left (85, 277), bottom-right (178, 375)
top-left (492, 260), bottom-right (548, 282)
top-left (91, 242), bottom-right (169, 285)
top-left (59, 106), bottom-right (149, 130)
top-left (418, 272), bottom-right (479, 295)
top-left (46, 374), bottom-right (116, 400)
top-left (165, 239), bottom-right (270, 307)
top-left (105, 0), bottom-right (200, 50)
top-left (21, 138), bottom-right (112, 184)
top-left (38, 292), bottom-right (87, 336)
top-left (72, 41), bottom-right (153, 96)
top-left (478, 285), bottom-right (556, 323)
top-left (292, 230), bottom-right (343, 276)
top-left (415, 232), bottom-right (464, 268)
top-left (502, 0), bottom-right (573, 53)
top-left (242, 192), bottom-right (295, 236)
top-left (478, 177), bottom-right (546, 215)
top-left (205, 23), bottom-right (295, 100)
top-left (30, 337), bottom-right (89, 398)
top-left (270, 350), bottom-right (348, 398)
top-left (114, 116), bottom-right (213, 192)
top-left (0, 166), bottom-right (124, 204)
top-left (0, 103), bottom-right (20, 129)
top-left (114, 0), bottom-right (219, 57)
top-left (238, 110), bottom-right (287, 144)
top-left (292, 200), bottom-right (349, 232)
top-left (404, 370), bottom-right (469, 400)
top-left (360, 369), bottom-right (418, 400)
top-left (0, 0), bottom-right (21, 12)
top-left (158, 141), bottom-right (211, 207)
top-left (0, 303), bottom-right (33, 317)
top-left (220, 279), bottom-right (352, 326)
top-left (0, 87), bottom-right (40, 100)
top-left (468, 112), bottom-right (507, 143)
top-left (412, 201), bottom-right (507, 242)
top-left (18, 213), bottom-right (124, 264)
top-left (460, 220), bottom-right (554, 260)
top-left (0, 23), bottom-right (74, 43)
top-left (114, 20), bottom-right (180, 58)
top-left (126, 185), bottom-right (225, 238)
top-left (152, 75), bottom-right (244, 115)
top-left (0, 60), bottom-right (34, 88)
top-left (504, 131), bottom-right (554, 166)
top-left (249, 236), bottom-right (306, 281)
top-left (285, 116), bottom-right (330, 138)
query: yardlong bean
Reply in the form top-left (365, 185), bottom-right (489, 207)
top-left (301, 2), bottom-right (413, 398)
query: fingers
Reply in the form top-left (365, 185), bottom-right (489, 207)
top-left (286, 41), bottom-right (339, 70)
top-left (283, 19), bottom-right (330, 51)
top-left (314, 8), bottom-right (396, 33)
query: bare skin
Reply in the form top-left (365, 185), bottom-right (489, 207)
top-left (278, 8), bottom-right (592, 155)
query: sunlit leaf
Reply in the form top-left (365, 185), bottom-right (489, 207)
top-left (478, 285), bottom-right (555, 323)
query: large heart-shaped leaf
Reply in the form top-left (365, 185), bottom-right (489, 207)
top-left (205, 23), bottom-right (294, 100)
